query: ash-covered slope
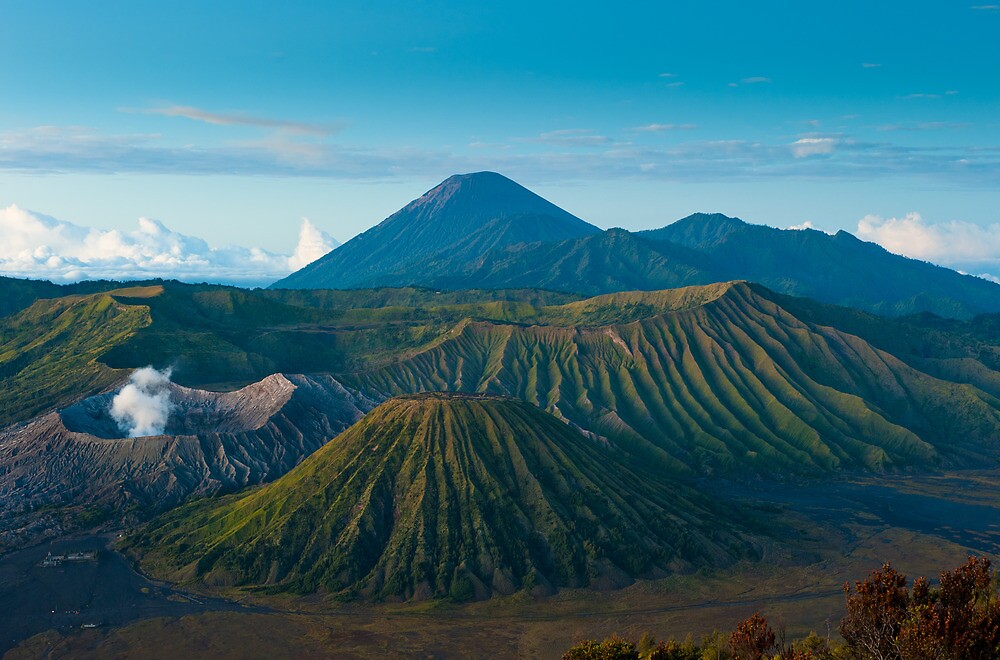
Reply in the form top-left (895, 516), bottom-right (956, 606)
top-left (129, 394), bottom-right (749, 601)
top-left (342, 282), bottom-right (1000, 476)
top-left (272, 172), bottom-right (600, 290)
top-left (0, 374), bottom-right (375, 549)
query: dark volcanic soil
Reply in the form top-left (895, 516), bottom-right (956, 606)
top-left (719, 472), bottom-right (1000, 556)
top-left (0, 531), bottom-right (255, 655)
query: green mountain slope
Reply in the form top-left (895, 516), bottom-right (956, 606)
top-left (0, 280), bottom-right (584, 426)
top-left (0, 286), bottom-right (156, 427)
top-left (99, 283), bottom-right (581, 388)
top-left (5, 280), bottom-right (999, 479)
top-left (0, 276), bottom-right (162, 318)
top-left (434, 216), bottom-right (1000, 318)
top-left (273, 172), bottom-right (600, 290)
top-left (343, 282), bottom-right (1000, 475)
top-left (128, 394), bottom-right (749, 601)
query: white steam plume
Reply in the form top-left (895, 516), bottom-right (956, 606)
top-left (110, 366), bottom-right (174, 437)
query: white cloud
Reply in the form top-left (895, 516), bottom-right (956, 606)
top-left (741, 76), bottom-right (772, 84)
top-left (519, 129), bottom-right (611, 146)
top-left (791, 137), bottom-right (837, 157)
top-left (788, 221), bottom-right (815, 230)
top-left (856, 212), bottom-right (1000, 270)
top-left (0, 205), bottom-right (339, 285)
top-left (862, 63), bottom-right (881, 68)
top-left (132, 105), bottom-right (339, 136)
top-left (877, 121), bottom-right (971, 132)
top-left (288, 219), bottom-right (339, 270)
top-left (3, 124), bottom-right (1000, 188)
top-left (631, 123), bottom-right (698, 132)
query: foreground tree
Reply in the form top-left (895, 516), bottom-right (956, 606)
top-left (729, 613), bottom-right (777, 660)
top-left (841, 557), bottom-right (1000, 659)
top-left (898, 556), bottom-right (1000, 659)
top-left (840, 562), bottom-right (910, 660)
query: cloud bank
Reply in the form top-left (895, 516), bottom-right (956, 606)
top-left (111, 367), bottom-right (174, 437)
top-left (791, 137), bottom-right (837, 158)
top-left (3, 124), bottom-right (1000, 187)
top-left (856, 212), bottom-right (1000, 278)
top-left (134, 105), bottom-right (337, 136)
top-left (0, 205), bottom-right (339, 285)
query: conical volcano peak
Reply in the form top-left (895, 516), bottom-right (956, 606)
top-left (404, 171), bottom-right (584, 223)
top-left (273, 172), bottom-right (600, 289)
top-left (128, 393), bottom-right (746, 601)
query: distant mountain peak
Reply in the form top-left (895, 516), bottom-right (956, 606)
top-left (678, 212), bottom-right (745, 225)
top-left (639, 212), bottom-right (747, 248)
top-left (437, 170), bottom-right (512, 186)
top-left (272, 172), bottom-right (600, 290)
top-left (671, 213), bottom-right (747, 234)
top-left (403, 171), bottom-right (574, 221)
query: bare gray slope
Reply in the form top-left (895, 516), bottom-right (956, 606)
top-left (0, 374), bottom-right (376, 551)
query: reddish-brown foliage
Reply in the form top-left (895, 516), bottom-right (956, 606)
top-left (729, 613), bottom-right (777, 660)
top-left (840, 562), bottom-right (910, 660)
top-left (898, 556), bottom-right (1000, 659)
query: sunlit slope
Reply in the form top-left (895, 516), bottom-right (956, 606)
top-left (5, 280), bottom-right (1000, 476)
top-left (0, 276), bottom-right (163, 318)
top-left (0, 286), bottom-right (157, 426)
top-left (100, 283), bottom-right (582, 388)
top-left (345, 282), bottom-right (1000, 475)
top-left (130, 394), bottom-right (748, 601)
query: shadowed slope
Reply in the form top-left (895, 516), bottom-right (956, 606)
top-left (429, 228), bottom-right (715, 295)
top-left (270, 170), bottom-right (1000, 318)
top-left (273, 172), bottom-right (600, 289)
top-left (641, 214), bottom-right (1000, 318)
top-left (129, 394), bottom-right (748, 601)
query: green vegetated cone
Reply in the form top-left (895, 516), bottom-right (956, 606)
top-left (129, 393), bottom-right (748, 601)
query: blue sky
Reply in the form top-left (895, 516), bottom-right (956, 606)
top-left (2, 1), bottom-right (999, 281)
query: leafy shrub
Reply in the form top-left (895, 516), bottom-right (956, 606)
top-left (563, 635), bottom-right (639, 660)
